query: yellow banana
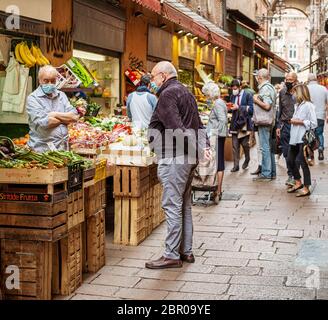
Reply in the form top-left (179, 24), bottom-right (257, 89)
top-left (14, 43), bottom-right (25, 64)
top-left (36, 47), bottom-right (50, 65)
top-left (25, 43), bottom-right (37, 65)
top-left (31, 45), bottom-right (44, 66)
top-left (19, 42), bottom-right (33, 67)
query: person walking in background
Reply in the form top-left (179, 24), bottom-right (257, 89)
top-left (287, 84), bottom-right (317, 197)
top-left (307, 73), bottom-right (328, 161)
top-left (229, 79), bottom-right (254, 172)
top-left (252, 69), bottom-right (277, 182)
top-left (276, 72), bottom-right (298, 187)
top-left (146, 61), bottom-right (211, 269)
top-left (126, 74), bottom-right (157, 129)
top-left (203, 82), bottom-right (228, 204)
top-left (241, 80), bottom-right (255, 96)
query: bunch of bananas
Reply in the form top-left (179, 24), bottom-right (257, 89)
top-left (15, 42), bottom-right (50, 68)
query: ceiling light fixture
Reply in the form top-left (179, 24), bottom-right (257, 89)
top-left (177, 30), bottom-right (184, 34)
top-left (193, 36), bottom-right (198, 40)
top-left (186, 32), bottom-right (192, 37)
top-left (160, 23), bottom-right (167, 29)
top-left (200, 40), bottom-right (206, 45)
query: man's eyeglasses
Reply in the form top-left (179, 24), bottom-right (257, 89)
top-left (150, 72), bottom-right (163, 81)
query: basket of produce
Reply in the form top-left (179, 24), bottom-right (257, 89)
top-left (85, 102), bottom-right (102, 118)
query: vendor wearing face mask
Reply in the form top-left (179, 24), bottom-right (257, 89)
top-left (276, 72), bottom-right (298, 187)
top-left (229, 79), bottom-right (254, 172)
top-left (27, 65), bottom-right (85, 152)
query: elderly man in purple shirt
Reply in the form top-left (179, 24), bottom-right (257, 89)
top-left (27, 65), bottom-right (85, 152)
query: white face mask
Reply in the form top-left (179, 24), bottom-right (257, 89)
top-left (232, 89), bottom-right (239, 96)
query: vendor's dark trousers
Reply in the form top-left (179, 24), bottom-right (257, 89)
top-left (287, 143), bottom-right (311, 186)
top-left (157, 157), bottom-right (197, 260)
top-left (232, 134), bottom-right (250, 168)
top-left (280, 123), bottom-right (293, 177)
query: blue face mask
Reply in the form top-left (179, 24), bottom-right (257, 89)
top-left (41, 84), bottom-right (56, 95)
top-left (150, 82), bottom-right (160, 94)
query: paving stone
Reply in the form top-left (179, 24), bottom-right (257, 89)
top-left (82, 273), bottom-right (101, 284)
top-left (136, 279), bottom-right (185, 291)
top-left (114, 288), bottom-right (168, 300)
top-left (261, 268), bottom-right (308, 277)
top-left (105, 257), bottom-right (123, 266)
top-left (248, 259), bottom-right (292, 269)
top-left (136, 269), bottom-right (181, 281)
top-left (278, 230), bottom-right (304, 238)
top-left (230, 275), bottom-right (284, 286)
top-left (295, 240), bottom-right (328, 269)
top-left (243, 228), bottom-right (279, 236)
top-left (91, 274), bottom-right (141, 288)
top-left (195, 225), bottom-right (245, 234)
top-left (228, 284), bottom-right (315, 299)
top-left (181, 264), bottom-right (215, 274)
top-left (117, 258), bottom-right (149, 268)
top-left (165, 292), bottom-right (229, 300)
top-left (71, 294), bottom-right (121, 300)
top-left (259, 253), bottom-right (295, 262)
top-left (100, 266), bottom-right (141, 276)
top-left (106, 249), bottom-right (157, 260)
top-left (317, 289), bottom-right (328, 300)
top-left (176, 273), bottom-right (231, 284)
top-left (203, 250), bottom-right (259, 260)
top-left (229, 295), bottom-right (286, 300)
top-left (204, 257), bottom-right (249, 267)
top-left (179, 282), bottom-right (229, 295)
top-left (75, 283), bottom-right (119, 297)
top-left (214, 266), bottom-right (261, 276)
top-left (260, 235), bottom-right (300, 244)
top-left (220, 232), bottom-right (261, 240)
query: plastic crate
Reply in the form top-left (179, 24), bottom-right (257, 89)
top-left (67, 161), bottom-right (84, 194)
top-left (94, 159), bottom-right (107, 183)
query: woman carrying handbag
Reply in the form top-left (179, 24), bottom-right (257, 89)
top-left (287, 84), bottom-right (317, 197)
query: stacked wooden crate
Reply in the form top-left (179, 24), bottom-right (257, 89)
top-left (0, 167), bottom-right (85, 300)
top-left (82, 177), bottom-right (106, 273)
top-left (113, 164), bottom-right (164, 246)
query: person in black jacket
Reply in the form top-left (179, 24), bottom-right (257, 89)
top-left (146, 61), bottom-right (211, 270)
top-left (229, 79), bottom-right (254, 172)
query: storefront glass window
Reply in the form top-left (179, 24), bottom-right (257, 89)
top-left (73, 50), bottom-right (120, 116)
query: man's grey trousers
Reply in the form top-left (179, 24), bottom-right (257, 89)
top-left (157, 157), bottom-right (197, 260)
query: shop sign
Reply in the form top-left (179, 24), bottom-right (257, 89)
top-left (0, 192), bottom-right (52, 203)
top-left (236, 24), bottom-right (255, 40)
top-left (45, 27), bottom-right (73, 59)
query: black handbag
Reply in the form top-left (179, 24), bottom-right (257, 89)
top-left (303, 129), bottom-right (319, 151)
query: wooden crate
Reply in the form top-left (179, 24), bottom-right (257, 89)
top-left (52, 224), bottom-right (82, 296)
top-left (84, 209), bottom-right (106, 273)
top-left (84, 180), bottom-right (106, 218)
top-left (114, 191), bottom-right (150, 246)
top-left (151, 184), bottom-right (165, 229)
top-left (67, 190), bottom-right (84, 230)
top-left (0, 182), bottom-right (68, 242)
top-left (0, 239), bottom-right (52, 300)
top-left (149, 164), bottom-right (159, 187)
top-left (114, 166), bottom-right (150, 198)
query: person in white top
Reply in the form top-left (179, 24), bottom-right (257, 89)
top-left (287, 84), bottom-right (317, 197)
top-left (307, 73), bottom-right (328, 161)
top-left (126, 75), bottom-right (157, 129)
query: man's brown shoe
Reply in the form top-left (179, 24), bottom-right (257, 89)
top-left (180, 253), bottom-right (195, 263)
top-left (145, 256), bottom-right (183, 269)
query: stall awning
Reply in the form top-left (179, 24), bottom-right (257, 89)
top-left (131, 0), bottom-right (162, 13)
top-left (255, 43), bottom-right (275, 59)
top-left (227, 9), bottom-right (261, 31)
top-left (236, 23), bottom-right (255, 40)
top-left (273, 54), bottom-right (291, 72)
top-left (163, 0), bottom-right (232, 50)
top-left (299, 59), bottom-right (320, 73)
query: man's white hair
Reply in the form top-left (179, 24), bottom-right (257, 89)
top-left (38, 65), bottom-right (57, 80)
top-left (154, 61), bottom-right (178, 78)
top-left (257, 68), bottom-right (270, 80)
top-left (308, 73), bottom-right (317, 82)
top-left (202, 81), bottom-right (220, 100)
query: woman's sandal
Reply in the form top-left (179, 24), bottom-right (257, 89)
top-left (287, 184), bottom-right (304, 193)
top-left (296, 188), bottom-right (311, 197)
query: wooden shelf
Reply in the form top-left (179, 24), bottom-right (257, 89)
top-left (60, 87), bottom-right (94, 93)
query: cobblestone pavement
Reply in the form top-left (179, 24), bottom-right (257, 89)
top-left (63, 146), bottom-right (328, 300)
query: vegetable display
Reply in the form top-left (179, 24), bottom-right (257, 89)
top-left (0, 139), bottom-right (92, 169)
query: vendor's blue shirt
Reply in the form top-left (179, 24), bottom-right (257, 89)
top-left (27, 86), bottom-right (78, 152)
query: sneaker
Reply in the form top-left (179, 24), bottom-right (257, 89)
top-left (253, 176), bottom-right (272, 182)
top-left (285, 177), bottom-right (295, 187)
top-left (231, 166), bottom-right (239, 172)
top-left (319, 150), bottom-right (324, 161)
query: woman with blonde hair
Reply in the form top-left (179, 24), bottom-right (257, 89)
top-left (202, 81), bottom-right (228, 203)
top-left (287, 84), bottom-right (317, 197)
